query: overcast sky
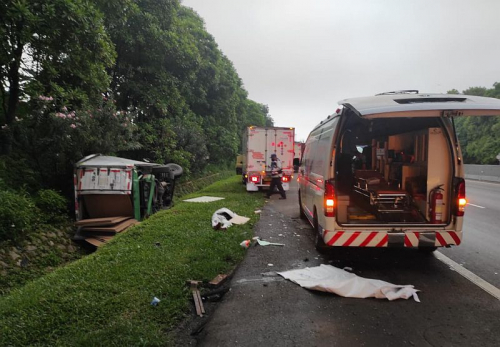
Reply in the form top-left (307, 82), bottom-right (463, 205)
top-left (182, 0), bottom-right (500, 141)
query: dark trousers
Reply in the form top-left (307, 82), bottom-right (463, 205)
top-left (267, 177), bottom-right (286, 198)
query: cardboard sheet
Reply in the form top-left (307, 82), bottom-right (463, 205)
top-left (75, 216), bottom-right (130, 227)
top-left (84, 238), bottom-right (105, 247)
top-left (278, 264), bottom-right (420, 302)
top-left (230, 215), bottom-right (250, 225)
top-left (83, 195), bottom-right (134, 218)
top-left (184, 196), bottom-right (225, 203)
top-left (82, 219), bottom-right (139, 233)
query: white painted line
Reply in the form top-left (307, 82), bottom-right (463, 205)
top-left (435, 251), bottom-right (500, 301)
top-left (467, 203), bottom-right (485, 209)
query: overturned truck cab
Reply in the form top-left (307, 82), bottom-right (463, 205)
top-left (73, 154), bottom-right (182, 244)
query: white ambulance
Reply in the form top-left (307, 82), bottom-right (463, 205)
top-left (298, 91), bottom-right (500, 252)
top-left (241, 126), bottom-right (295, 192)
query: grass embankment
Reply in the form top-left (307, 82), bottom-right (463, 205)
top-left (0, 176), bottom-right (264, 346)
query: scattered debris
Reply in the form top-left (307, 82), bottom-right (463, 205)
top-left (184, 196), bottom-right (225, 203)
top-left (278, 264), bottom-right (420, 302)
top-left (252, 236), bottom-right (260, 241)
top-left (256, 239), bottom-right (285, 247)
top-left (188, 280), bottom-right (205, 316)
top-left (211, 208), bottom-right (250, 230)
top-left (240, 240), bottom-right (251, 249)
top-left (201, 287), bottom-right (230, 302)
top-left (254, 210), bottom-right (262, 214)
top-left (150, 297), bottom-right (160, 306)
top-left (268, 263), bottom-right (274, 267)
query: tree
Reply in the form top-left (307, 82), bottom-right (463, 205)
top-left (448, 83), bottom-right (500, 164)
top-left (0, 0), bottom-right (115, 154)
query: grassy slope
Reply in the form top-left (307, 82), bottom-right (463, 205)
top-left (0, 176), bottom-right (263, 346)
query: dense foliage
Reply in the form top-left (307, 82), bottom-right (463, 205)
top-left (0, 0), bottom-right (272, 206)
top-left (448, 82), bottom-right (500, 164)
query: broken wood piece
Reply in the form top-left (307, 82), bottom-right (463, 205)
top-left (188, 280), bottom-right (205, 317)
top-left (208, 274), bottom-right (228, 287)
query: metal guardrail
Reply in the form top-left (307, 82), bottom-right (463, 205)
top-left (464, 164), bottom-right (500, 183)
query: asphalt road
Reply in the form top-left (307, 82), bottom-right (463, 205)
top-left (195, 180), bottom-right (500, 347)
top-left (440, 180), bottom-right (500, 287)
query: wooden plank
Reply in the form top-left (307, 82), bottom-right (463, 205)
top-left (192, 291), bottom-right (202, 316)
top-left (81, 219), bottom-right (139, 233)
top-left (75, 216), bottom-right (130, 227)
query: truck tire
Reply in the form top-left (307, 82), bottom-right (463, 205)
top-left (164, 163), bottom-right (183, 178)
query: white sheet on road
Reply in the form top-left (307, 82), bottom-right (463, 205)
top-left (278, 264), bottom-right (420, 302)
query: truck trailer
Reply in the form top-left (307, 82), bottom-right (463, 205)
top-left (241, 126), bottom-right (295, 192)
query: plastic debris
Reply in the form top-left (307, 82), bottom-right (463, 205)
top-left (343, 267), bottom-right (353, 272)
top-left (240, 240), bottom-right (251, 248)
top-left (254, 210), bottom-right (262, 214)
top-left (278, 264), bottom-right (420, 302)
top-left (257, 239), bottom-right (285, 247)
top-left (211, 208), bottom-right (250, 230)
top-left (151, 297), bottom-right (161, 306)
top-left (268, 263), bottom-right (274, 267)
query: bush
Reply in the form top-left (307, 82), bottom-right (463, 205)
top-left (35, 189), bottom-right (67, 222)
top-left (0, 190), bottom-right (38, 241)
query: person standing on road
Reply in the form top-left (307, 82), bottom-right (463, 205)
top-left (266, 153), bottom-right (286, 199)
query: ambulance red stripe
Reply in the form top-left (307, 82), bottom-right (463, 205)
top-left (343, 232), bottom-right (361, 246)
top-left (359, 232), bottom-right (377, 247)
top-left (449, 231), bottom-right (461, 245)
top-left (327, 231), bottom-right (344, 246)
top-left (375, 234), bottom-right (388, 247)
top-left (435, 233), bottom-right (447, 246)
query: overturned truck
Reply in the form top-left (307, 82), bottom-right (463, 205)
top-left (73, 154), bottom-right (182, 246)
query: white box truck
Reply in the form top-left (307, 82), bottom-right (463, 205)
top-left (241, 126), bottom-right (295, 192)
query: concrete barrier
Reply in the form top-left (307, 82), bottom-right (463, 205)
top-left (464, 164), bottom-right (500, 183)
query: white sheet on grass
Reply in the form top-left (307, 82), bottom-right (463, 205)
top-left (278, 264), bottom-right (420, 302)
top-left (184, 196), bottom-right (225, 203)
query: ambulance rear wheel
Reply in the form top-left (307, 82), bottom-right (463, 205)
top-left (313, 208), bottom-right (328, 253)
top-left (298, 191), bottom-right (307, 220)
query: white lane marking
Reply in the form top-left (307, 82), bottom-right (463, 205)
top-left (467, 203), bottom-right (486, 209)
top-left (435, 251), bottom-right (500, 301)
